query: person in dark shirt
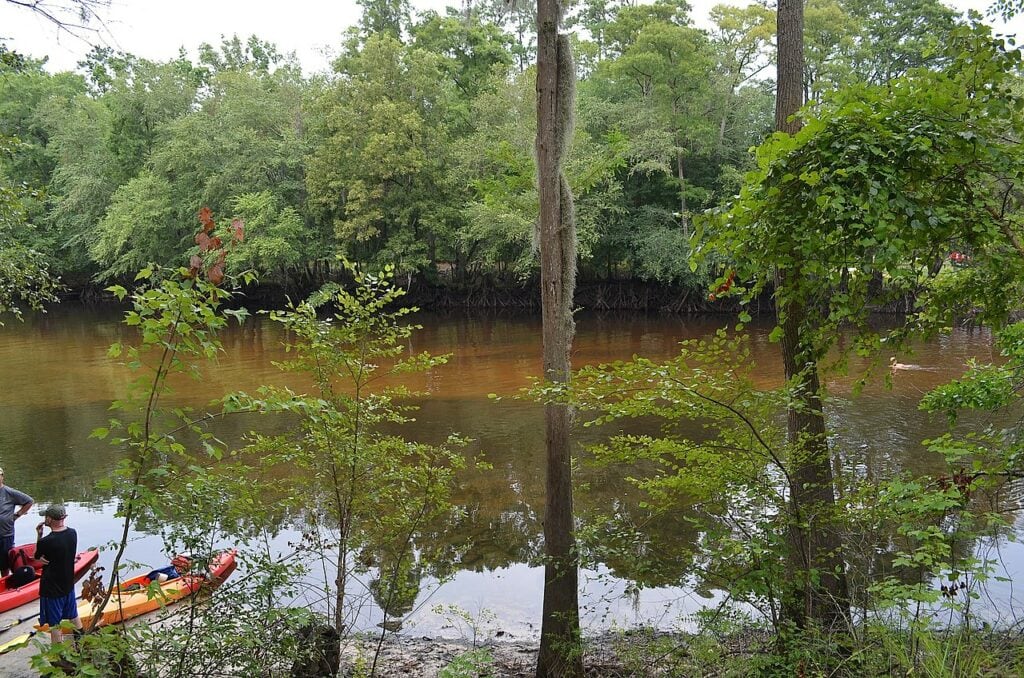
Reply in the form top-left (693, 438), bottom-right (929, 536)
top-left (0, 467), bottom-right (34, 576)
top-left (35, 504), bottom-right (81, 644)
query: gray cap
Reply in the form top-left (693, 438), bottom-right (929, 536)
top-left (39, 504), bottom-right (67, 520)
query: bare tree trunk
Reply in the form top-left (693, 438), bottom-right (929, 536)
top-left (335, 537), bottom-right (347, 635)
top-left (536, 0), bottom-right (583, 674)
top-left (775, 0), bottom-right (850, 632)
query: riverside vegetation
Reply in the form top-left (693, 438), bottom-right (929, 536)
top-left (0, 0), bottom-right (990, 306)
top-left (4, 0), bottom-right (1024, 676)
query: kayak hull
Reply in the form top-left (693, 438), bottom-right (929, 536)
top-left (79, 549), bottom-right (237, 628)
top-left (0, 545), bottom-right (99, 613)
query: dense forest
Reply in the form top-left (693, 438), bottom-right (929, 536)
top-left (1, 0), bottom-right (970, 307)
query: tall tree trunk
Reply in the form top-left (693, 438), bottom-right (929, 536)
top-left (775, 0), bottom-right (850, 632)
top-left (536, 0), bottom-right (583, 675)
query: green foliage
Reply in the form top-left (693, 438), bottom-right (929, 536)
top-left (307, 34), bottom-right (457, 275)
top-left (226, 191), bottom-right (308, 284)
top-left (438, 648), bottom-right (495, 678)
top-left (228, 262), bottom-right (468, 656)
top-left (700, 23), bottom-right (1024, 365)
top-left (0, 136), bottom-right (63, 322)
top-left (921, 322), bottom-right (1024, 426)
top-left (535, 332), bottom-right (796, 620)
top-left (89, 171), bottom-right (176, 279)
top-left (0, 238), bottom-right (63, 323)
top-left (90, 213), bottom-right (245, 575)
top-left (412, 11), bottom-right (514, 100)
top-left (35, 210), bottom-right (320, 675)
top-left (1, 0), bottom-right (1011, 298)
top-left (0, 0), bottom-right (770, 293)
top-left (803, 0), bottom-right (961, 95)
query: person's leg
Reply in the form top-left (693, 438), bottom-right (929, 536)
top-left (40, 596), bottom-right (63, 643)
top-left (0, 535), bottom-right (13, 577)
top-left (60, 590), bottom-right (80, 641)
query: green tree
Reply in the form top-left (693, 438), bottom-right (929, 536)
top-left (770, 0), bottom-right (850, 631)
top-left (477, 0), bottom-right (538, 72)
top-left (87, 42), bottom-right (309, 281)
top-left (226, 191), bottom-right (310, 287)
top-left (231, 265), bottom-right (466, 672)
top-left (357, 0), bottom-right (412, 40)
top-left (38, 94), bottom-right (120, 280)
top-left (412, 10), bottom-right (514, 100)
top-left (700, 20), bottom-right (1024, 630)
top-left (602, 0), bottom-right (692, 57)
top-left (0, 135), bottom-right (62, 322)
top-left (840, 0), bottom-right (958, 85)
top-left (611, 21), bottom-right (717, 234)
top-left (802, 0), bottom-right (962, 96)
top-left (38, 51), bottom-right (202, 281)
top-left (0, 56), bottom-right (86, 189)
top-left (306, 34), bottom-right (458, 275)
top-left (709, 2), bottom-right (774, 148)
top-left (89, 170), bottom-right (175, 278)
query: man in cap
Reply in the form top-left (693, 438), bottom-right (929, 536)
top-left (36, 504), bottom-right (82, 644)
top-left (0, 467), bottom-right (34, 576)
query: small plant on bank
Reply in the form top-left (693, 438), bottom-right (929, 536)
top-left (228, 261), bottom-right (469, 676)
top-left (439, 647), bottom-right (496, 678)
top-left (432, 603), bottom-right (499, 647)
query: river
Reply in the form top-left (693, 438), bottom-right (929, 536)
top-left (0, 304), bottom-right (1019, 638)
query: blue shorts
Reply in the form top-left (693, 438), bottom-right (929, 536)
top-left (39, 590), bottom-right (78, 627)
top-left (0, 535), bottom-right (12, 571)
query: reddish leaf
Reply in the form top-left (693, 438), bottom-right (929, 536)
top-left (206, 261), bottom-right (225, 285)
top-left (196, 231), bottom-right (212, 252)
top-left (198, 206), bottom-right (215, 233)
top-left (209, 235), bottom-right (223, 251)
top-left (231, 218), bottom-right (245, 243)
top-left (712, 270), bottom-right (736, 297)
top-left (185, 254), bottom-right (201, 278)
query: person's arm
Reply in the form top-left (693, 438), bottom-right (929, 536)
top-left (12, 490), bottom-right (32, 520)
top-left (35, 523), bottom-right (47, 559)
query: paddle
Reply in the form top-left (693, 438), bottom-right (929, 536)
top-left (0, 611), bottom-right (38, 636)
top-left (0, 630), bottom-right (35, 655)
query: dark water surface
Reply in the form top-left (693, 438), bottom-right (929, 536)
top-left (0, 305), bottom-right (1018, 637)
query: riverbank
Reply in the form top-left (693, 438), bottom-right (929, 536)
top-left (0, 624), bottom-right (732, 677)
top-left (63, 278), bottom-right (752, 314)
top-left (5, 622), bottom-right (1024, 676)
top-left (341, 629), bottom-right (753, 677)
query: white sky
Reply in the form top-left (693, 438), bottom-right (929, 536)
top-left (1, 0), bottom-right (1022, 75)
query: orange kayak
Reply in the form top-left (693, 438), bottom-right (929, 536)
top-left (78, 550), bottom-right (237, 627)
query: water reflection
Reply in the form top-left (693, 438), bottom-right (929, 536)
top-left (0, 305), bottom-right (1010, 633)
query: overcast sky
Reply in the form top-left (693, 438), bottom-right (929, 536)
top-left (1, 0), bottom-right (1021, 75)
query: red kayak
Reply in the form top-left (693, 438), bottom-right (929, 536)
top-left (0, 543), bottom-right (99, 613)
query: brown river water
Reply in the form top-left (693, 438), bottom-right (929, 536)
top-left (0, 305), bottom-right (1018, 636)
